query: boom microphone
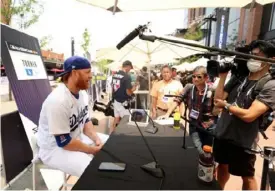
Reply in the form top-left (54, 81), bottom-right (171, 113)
top-left (116, 23), bottom-right (149, 50)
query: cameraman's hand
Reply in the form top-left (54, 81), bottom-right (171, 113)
top-left (214, 99), bottom-right (227, 108)
top-left (219, 72), bottom-right (228, 79)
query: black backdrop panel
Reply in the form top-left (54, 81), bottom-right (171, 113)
top-left (1, 111), bottom-right (33, 183)
top-left (1, 24), bottom-right (51, 125)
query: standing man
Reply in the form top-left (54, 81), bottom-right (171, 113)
top-left (150, 65), bottom-right (183, 118)
top-left (37, 56), bottom-right (109, 177)
top-left (111, 60), bottom-right (137, 133)
top-left (213, 40), bottom-right (275, 190)
top-left (172, 67), bottom-right (181, 81)
top-left (159, 66), bottom-right (217, 154)
top-left (137, 66), bottom-right (149, 109)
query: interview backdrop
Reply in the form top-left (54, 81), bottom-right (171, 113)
top-left (1, 24), bottom-right (51, 183)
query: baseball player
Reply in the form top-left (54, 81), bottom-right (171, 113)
top-left (37, 56), bottom-right (109, 177)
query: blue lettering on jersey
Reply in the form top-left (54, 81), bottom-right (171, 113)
top-left (70, 105), bottom-right (88, 132)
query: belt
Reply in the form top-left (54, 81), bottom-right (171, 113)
top-left (157, 107), bottom-right (168, 112)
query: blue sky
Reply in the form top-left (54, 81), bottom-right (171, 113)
top-left (15, 0), bottom-right (188, 59)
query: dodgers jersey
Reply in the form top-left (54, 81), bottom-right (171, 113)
top-left (37, 83), bottom-right (89, 150)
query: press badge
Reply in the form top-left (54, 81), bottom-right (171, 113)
top-left (162, 96), bottom-right (169, 103)
top-left (190, 109), bottom-right (200, 119)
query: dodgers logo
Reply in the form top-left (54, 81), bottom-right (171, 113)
top-left (70, 106), bottom-right (88, 132)
top-left (25, 69), bottom-right (33, 76)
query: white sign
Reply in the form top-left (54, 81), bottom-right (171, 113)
top-left (0, 76), bottom-right (9, 84)
top-left (6, 42), bottom-right (47, 80)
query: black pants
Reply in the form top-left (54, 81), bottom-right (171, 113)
top-left (189, 124), bottom-right (215, 155)
top-left (213, 138), bottom-right (256, 177)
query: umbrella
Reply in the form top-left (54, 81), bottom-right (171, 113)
top-left (95, 34), bottom-right (206, 65)
top-left (176, 57), bottom-right (209, 72)
top-left (107, 61), bottom-right (144, 71)
top-left (76, 0), bottom-right (273, 13)
top-left (97, 34), bottom-right (205, 106)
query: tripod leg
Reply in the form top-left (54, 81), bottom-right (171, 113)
top-left (182, 122), bottom-right (187, 149)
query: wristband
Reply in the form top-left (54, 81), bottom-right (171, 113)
top-left (224, 103), bottom-right (231, 110)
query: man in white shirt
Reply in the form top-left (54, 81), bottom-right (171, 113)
top-left (37, 56), bottom-right (109, 177)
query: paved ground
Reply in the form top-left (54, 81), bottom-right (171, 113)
top-left (1, 98), bottom-right (274, 190)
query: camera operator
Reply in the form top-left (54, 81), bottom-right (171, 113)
top-left (159, 66), bottom-right (217, 154)
top-left (213, 40), bottom-right (275, 190)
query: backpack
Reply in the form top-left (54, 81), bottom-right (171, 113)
top-left (250, 73), bottom-right (274, 132)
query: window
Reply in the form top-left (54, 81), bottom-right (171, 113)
top-left (242, 9), bottom-right (250, 41)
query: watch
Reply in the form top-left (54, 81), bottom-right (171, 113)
top-left (224, 103), bottom-right (231, 110)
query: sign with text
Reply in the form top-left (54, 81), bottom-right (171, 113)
top-left (6, 42), bottom-right (47, 80)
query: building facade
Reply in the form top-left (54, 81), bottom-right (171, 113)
top-left (259, 3), bottom-right (275, 40)
top-left (238, 2), bottom-right (275, 44)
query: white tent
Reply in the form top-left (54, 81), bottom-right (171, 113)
top-left (96, 34), bottom-right (206, 65)
top-left (76, 0), bottom-right (273, 13)
top-left (176, 57), bottom-right (209, 72)
top-left (107, 61), bottom-right (145, 71)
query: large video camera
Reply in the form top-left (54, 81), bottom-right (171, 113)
top-left (207, 46), bottom-right (250, 78)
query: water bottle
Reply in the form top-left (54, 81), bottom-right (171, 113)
top-left (173, 112), bottom-right (180, 130)
top-left (198, 145), bottom-right (215, 183)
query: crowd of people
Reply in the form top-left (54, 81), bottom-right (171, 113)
top-left (109, 40), bottom-right (275, 190)
top-left (33, 39), bottom-right (275, 190)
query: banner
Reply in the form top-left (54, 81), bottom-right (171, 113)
top-left (6, 42), bottom-right (47, 80)
top-left (1, 24), bottom-right (52, 184)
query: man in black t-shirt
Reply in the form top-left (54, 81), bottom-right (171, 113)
top-left (213, 40), bottom-right (275, 190)
top-left (111, 60), bottom-right (137, 133)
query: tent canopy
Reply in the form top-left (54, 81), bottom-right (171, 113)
top-left (76, 0), bottom-right (273, 12)
top-left (96, 34), bottom-right (206, 66)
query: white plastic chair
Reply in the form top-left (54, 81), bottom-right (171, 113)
top-left (30, 134), bottom-right (73, 190)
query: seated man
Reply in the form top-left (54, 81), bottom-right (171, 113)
top-left (37, 56), bottom-right (109, 177)
top-left (159, 66), bottom-right (217, 154)
top-left (150, 65), bottom-right (183, 119)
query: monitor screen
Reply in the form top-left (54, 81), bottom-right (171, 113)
top-left (129, 109), bottom-right (149, 125)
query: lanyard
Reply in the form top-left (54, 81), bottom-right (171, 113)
top-left (236, 77), bottom-right (256, 100)
top-left (191, 83), bottom-right (208, 109)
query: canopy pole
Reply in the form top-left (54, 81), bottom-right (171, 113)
top-left (112, 0), bottom-right (118, 15)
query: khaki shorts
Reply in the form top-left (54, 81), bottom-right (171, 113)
top-left (114, 100), bottom-right (130, 118)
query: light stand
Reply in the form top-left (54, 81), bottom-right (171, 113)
top-left (127, 102), bottom-right (164, 178)
top-left (182, 102), bottom-right (194, 149)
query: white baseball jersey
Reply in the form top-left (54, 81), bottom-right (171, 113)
top-left (37, 83), bottom-right (89, 150)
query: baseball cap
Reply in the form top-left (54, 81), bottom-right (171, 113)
top-left (57, 56), bottom-right (91, 77)
top-left (122, 60), bottom-right (133, 69)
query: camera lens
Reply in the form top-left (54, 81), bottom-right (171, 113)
top-left (207, 60), bottom-right (220, 77)
top-left (219, 62), bottom-right (234, 73)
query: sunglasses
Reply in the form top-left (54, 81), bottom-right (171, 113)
top-left (192, 75), bottom-right (203, 79)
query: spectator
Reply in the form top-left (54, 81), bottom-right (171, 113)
top-left (159, 66), bottom-right (217, 154)
top-left (150, 65), bottom-right (183, 119)
top-left (111, 60), bottom-right (137, 133)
